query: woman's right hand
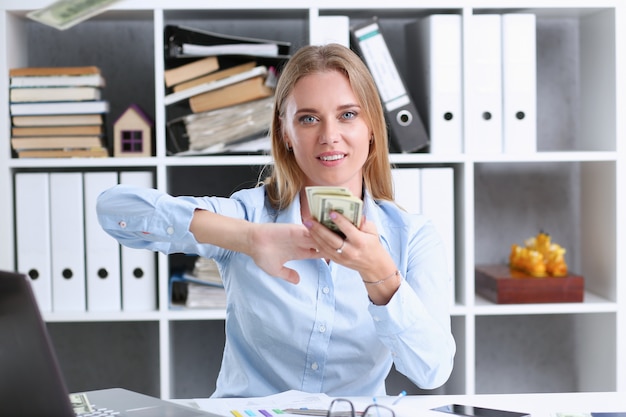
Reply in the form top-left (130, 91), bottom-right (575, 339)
top-left (248, 222), bottom-right (321, 284)
top-left (190, 209), bottom-right (320, 285)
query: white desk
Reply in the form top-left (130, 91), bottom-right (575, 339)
top-left (178, 392), bottom-right (624, 417)
top-left (383, 392), bottom-right (623, 417)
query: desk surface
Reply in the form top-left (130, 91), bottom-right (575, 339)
top-left (385, 392), bottom-right (623, 417)
top-left (179, 392), bottom-right (624, 417)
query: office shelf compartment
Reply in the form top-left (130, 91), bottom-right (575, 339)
top-left (170, 320), bottom-right (226, 399)
top-left (474, 7), bottom-right (616, 153)
top-left (47, 321), bottom-right (160, 396)
top-left (474, 313), bottom-right (616, 394)
top-left (5, 10), bottom-right (156, 157)
top-left (473, 160), bottom-right (616, 308)
top-left (162, 9), bottom-right (309, 128)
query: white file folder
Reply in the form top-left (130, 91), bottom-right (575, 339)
top-left (15, 173), bottom-right (52, 312)
top-left (405, 15), bottom-right (463, 154)
top-left (310, 15), bottom-right (350, 47)
top-left (50, 173), bottom-right (86, 312)
top-left (84, 172), bottom-right (121, 312)
top-left (118, 171), bottom-right (157, 311)
top-left (502, 13), bottom-right (537, 154)
top-left (420, 167), bottom-right (456, 305)
top-left (391, 167), bottom-right (422, 215)
top-left (466, 14), bottom-right (503, 154)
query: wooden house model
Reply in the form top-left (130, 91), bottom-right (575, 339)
top-left (113, 104), bottom-right (153, 157)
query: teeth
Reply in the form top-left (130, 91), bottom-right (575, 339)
top-left (320, 154), bottom-right (344, 161)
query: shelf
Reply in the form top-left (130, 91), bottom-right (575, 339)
top-left (43, 310), bottom-right (163, 323)
top-left (166, 308), bottom-right (227, 321)
top-left (473, 291), bottom-right (617, 316)
top-left (469, 151), bottom-right (618, 163)
top-left (8, 157), bottom-right (160, 169)
top-left (6, 150), bottom-right (618, 170)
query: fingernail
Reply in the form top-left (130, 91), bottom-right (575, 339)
top-left (303, 220), bottom-right (313, 228)
top-left (330, 212), bottom-right (337, 219)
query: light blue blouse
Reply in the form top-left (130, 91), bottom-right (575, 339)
top-left (97, 184), bottom-right (455, 398)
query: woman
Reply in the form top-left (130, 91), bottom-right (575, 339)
top-left (97, 43), bottom-right (455, 397)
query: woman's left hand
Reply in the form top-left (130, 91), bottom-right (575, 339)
top-left (305, 211), bottom-right (401, 304)
top-left (305, 211), bottom-right (395, 281)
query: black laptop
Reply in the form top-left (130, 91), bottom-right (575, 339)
top-left (0, 269), bottom-right (221, 417)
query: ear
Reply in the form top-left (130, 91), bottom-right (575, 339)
top-left (283, 132), bottom-right (293, 151)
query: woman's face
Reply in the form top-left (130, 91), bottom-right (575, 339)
top-left (282, 70), bottom-right (370, 198)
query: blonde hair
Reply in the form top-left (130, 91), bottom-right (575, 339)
top-left (263, 43), bottom-right (393, 210)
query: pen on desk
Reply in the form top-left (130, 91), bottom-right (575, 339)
top-left (392, 390), bottom-right (406, 405)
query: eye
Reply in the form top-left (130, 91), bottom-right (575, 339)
top-left (341, 110), bottom-right (357, 120)
top-left (299, 114), bottom-right (318, 124)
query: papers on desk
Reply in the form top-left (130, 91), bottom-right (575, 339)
top-left (190, 392), bottom-right (626, 417)
top-left (194, 390), bottom-right (368, 417)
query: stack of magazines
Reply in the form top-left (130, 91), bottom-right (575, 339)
top-left (170, 257), bottom-right (226, 309)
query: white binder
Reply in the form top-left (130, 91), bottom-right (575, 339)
top-left (405, 15), bottom-right (463, 154)
top-left (309, 15), bottom-right (350, 47)
top-left (84, 172), bottom-right (121, 312)
top-left (50, 172), bottom-right (86, 312)
top-left (502, 13), bottom-right (537, 154)
top-left (420, 167), bottom-right (456, 305)
top-left (466, 14), bottom-right (503, 154)
top-left (118, 171), bottom-right (157, 311)
top-left (15, 173), bottom-right (52, 312)
top-left (391, 167), bottom-right (422, 215)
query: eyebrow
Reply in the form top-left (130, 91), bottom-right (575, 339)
top-left (295, 103), bottom-right (361, 115)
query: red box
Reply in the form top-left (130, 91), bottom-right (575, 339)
top-left (475, 264), bottom-right (584, 304)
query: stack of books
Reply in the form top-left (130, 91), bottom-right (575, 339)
top-left (164, 59), bottom-right (276, 114)
top-left (163, 25), bottom-right (291, 155)
top-left (170, 257), bottom-right (226, 310)
top-left (9, 66), bottom-right (109, 158)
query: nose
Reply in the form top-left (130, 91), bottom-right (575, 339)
top-left (318, 120), bottom-right (340, 144)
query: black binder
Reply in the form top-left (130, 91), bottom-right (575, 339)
top-left (350, 18), bottom-right (429, 153)
top-left (165, 24), bottom-right (291, 60)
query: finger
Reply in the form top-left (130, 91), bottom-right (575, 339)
top-left (297, 247), bottom-right (323, 259)
top-left (359, 215), bottom-right (378, 234)
top-left (275, 266), bottom-right (300, 284)
top-left (329, 211), bottom-right (354, 237)
top-left (304, 217), bottom-right (338, 242)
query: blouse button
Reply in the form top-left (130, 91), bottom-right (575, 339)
top-left (119, 221), bottom-right (127, 228)
top-left (166, 226), bottom-right (174, 235)
top-left (311, 362), bottom-right (319, 371)
top-left (322, 287), bottom-right (330, 294)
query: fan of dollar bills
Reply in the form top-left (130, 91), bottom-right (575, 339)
top-left (306, 186), bottom-right (363, 237)
top-left (27, 0), bottom-right (120, 31)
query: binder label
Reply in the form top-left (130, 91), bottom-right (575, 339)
top-left (353, 23), bottom-right (408, 111)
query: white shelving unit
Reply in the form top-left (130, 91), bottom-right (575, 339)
top-left (1, 0), bottom-right (623, 400)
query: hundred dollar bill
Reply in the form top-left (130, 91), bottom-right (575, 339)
top-left (27, 0), bottom-right (120, 31)
top-left (306, 186), bottom-right (363, 237)
top-left (69, 392), bottom-right (93, 414)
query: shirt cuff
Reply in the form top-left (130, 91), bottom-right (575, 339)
top-left (368, 280), bottom-right (425, 336)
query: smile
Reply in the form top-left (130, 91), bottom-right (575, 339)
top-left (319, 154), bottom-right (345, 161)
